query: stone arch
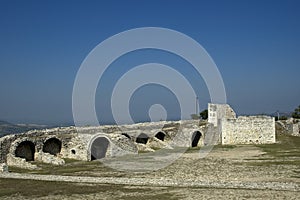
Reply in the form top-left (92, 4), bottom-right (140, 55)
top-left (136, 133), bottom-right (149, 144)
top-left (90, 136), bottom-right (110, 160)
top-left (155, 131), bottom-right (166, 141)
top-left (121, 133), bottom-right (131, 139)
top-left (15, 141), bottom-right (35, 161)
top-left (191, 131), bottom-right (202, 147)
top-left (43, 137), bottom-right (62, 156)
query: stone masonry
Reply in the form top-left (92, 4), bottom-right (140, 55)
top-left (0, 103), bottom-right (278, 168)
top-left (0, 120), bottom-right (206, 168)
top-left (208, 103), bottom-right (236, 127)
top-left (208, 103), bottom-right (276, 145)
top-left (221, 116), bottom-right (276, 145)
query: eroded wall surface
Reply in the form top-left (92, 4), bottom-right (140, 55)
top-left (208, 103), bottom-right (236, 127)
top-left (221, 116), bottom-right (275, 145)
top-left (0, 120), bottom-right (205, 165)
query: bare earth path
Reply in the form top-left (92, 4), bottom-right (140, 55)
top-left (0, 172), bottom-right (299, 191)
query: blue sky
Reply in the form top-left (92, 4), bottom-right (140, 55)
top-left (0, 0), bottom-right (299, 125)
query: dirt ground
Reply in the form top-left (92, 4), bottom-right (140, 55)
top-left (1, 134), bottom-right (300, 199)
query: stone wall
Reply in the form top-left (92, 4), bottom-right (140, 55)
top-left (221, 116), bottom-right (275, 145)
top-left (0, 120), bottom-right (205, 166)
top-left (275, 119), bottom-right (300, 136)
top-left (285, 118), bottom-right (300, 136)
top-left (286, 123), bottom-right (299, 136)
top-left (0, 163), bottom-right (8, 173)
top-left (0, 110), bottom-right (279, 168)
top-left (208, 103), bottom-right (236, 127)
top-left (0, 127), bottom-right (77, 163)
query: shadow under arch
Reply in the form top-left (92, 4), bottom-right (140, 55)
top-left (88, 134), bottom-right (111, 161)
top-left (15, 140), bottom-right (35, 161)
top-left (191, 131), bottom-right (202, 147)
top-left (155, 131), bottom-right (166, 141)
top-left (121, 133), bottom-right (131, 139)
top-left (43, 137), bottom-right (62, 156)
top-left (136, 133), bottom-right (149, 144)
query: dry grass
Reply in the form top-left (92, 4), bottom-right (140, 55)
top-left (0, 178), bottom-right (176, 199)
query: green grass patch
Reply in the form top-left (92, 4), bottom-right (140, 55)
top-left (247, 134), bottom-right (300, 167)
top-left (246, 160), bottom-right (300, 166)
top-left (214, 144), bottom-right (237, 150)
top-left (0, 178), bottom-right (179, 199)
top-left (8, 160), bottom-right (125, 177)
top-left (255, 134), bottom-right (300, 158)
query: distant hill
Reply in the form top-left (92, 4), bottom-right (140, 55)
top-left (0, 120), bottom-right (49, 137)
top-left (0, 120), bottom-right (13, 126)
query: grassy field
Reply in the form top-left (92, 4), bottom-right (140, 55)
top-left (8, 158), bottom-right (124, 177)
top-left (245, 134), bottom-right (300, 166)
top-left (0, 178), bottom-right (176, 199)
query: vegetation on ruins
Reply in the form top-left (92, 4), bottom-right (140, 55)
top-left (190, 109), bottom-right (208, 120)
top-left (200, 109), bottom-right (208, 120)
top-left (292, 105), bottom-right (300, 119)
top-left (190, 114), bottom-right (199, 120)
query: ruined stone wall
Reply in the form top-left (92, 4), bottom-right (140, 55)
top-left (208, 103), bottom-right (236, 127)
top-left (0, 127), bottom-right (77, 163)
top-left (1, 106), bottom-right (280, 168)
top-left (221, 116), bottom-right (275, 145)
top-left (0, 120), bottom-right (206, 165)
top-left (286, 123), bottom-right (299, 136)
top-left (166, 120), bottom-right (205, 147)
top-left (275, 119), bottom-right (300, 136)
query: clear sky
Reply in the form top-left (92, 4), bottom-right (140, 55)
top-left (0, 0), bottom-right (299, 125)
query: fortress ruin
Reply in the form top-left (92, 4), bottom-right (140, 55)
top-left (0, 104), bottom-right (276, 169)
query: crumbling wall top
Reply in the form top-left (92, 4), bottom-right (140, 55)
top-left (208, 103), bottom-right (236, 126)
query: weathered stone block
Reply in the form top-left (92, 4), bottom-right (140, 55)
top-left (0, 163), bottom-right (8, 173)
top-left (208, 103), bottom-right (236, 127)
top-left (221, 116), bottom-right (275, 145)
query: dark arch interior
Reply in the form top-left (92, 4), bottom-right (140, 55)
top-left (155, 132), bottom-right (165, 141)
top-left (15, 141), bottom-right (35, 161)
top-left (43, 138), bottom-right (62, 156)
top-left (121, 133), bottom-right (131, 139)
top-left (136, 133), bottom-right (149, 144)
top-left (191, 131), bottom-right (202, 147)
top-left (91, 137), bottom-right (109, 160)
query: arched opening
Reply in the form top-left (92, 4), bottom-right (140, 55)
top-left (121, 133), bottom-right (131, 139)
top-left (43, 138), bottom-right (62, 156)
top-left (191, 131), bottom-right (202, 147)
top-left (71, 149), bottom-right (76, 154)
top-left (15, 141), bottom-right (35, 161)
top-left (155, 132), bottom-right (165, 141)
top-left (91, 137), bottom-right (109, 160)
top-left (136, 133), bottom-right (149, 144)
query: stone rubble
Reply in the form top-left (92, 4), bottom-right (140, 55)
top-left (34, 151), bottom-right (65, 165)
top-left (0, 163), bottom-right (8, 173)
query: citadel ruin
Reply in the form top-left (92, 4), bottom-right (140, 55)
top-left (0, 103), bottom-right (292, 170)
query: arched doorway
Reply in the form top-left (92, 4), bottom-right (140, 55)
top-left (191, 131), bottom-right (202, 147)
top-left (136, 133), bottom-right (149, 144)
top-left (90, 137), bottom-right (110, 160)
top-left (155, 132), bottom-right (165, 141)
top-left (15, 141), bottom-right (35, 161)
top-left (43, 138), bottom-right (62, 156)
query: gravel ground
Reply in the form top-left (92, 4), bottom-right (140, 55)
top-left (1, 144), bottom-right (299, 199)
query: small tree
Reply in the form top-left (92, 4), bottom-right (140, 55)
top-left (200, 109), bottom-right (208, 120)
top-left (191, 114), bottom-right (200, 120)
top-left (275, 116), bottom-right (288, 121)
top-left (292, 105), bottom-right (300, 119)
